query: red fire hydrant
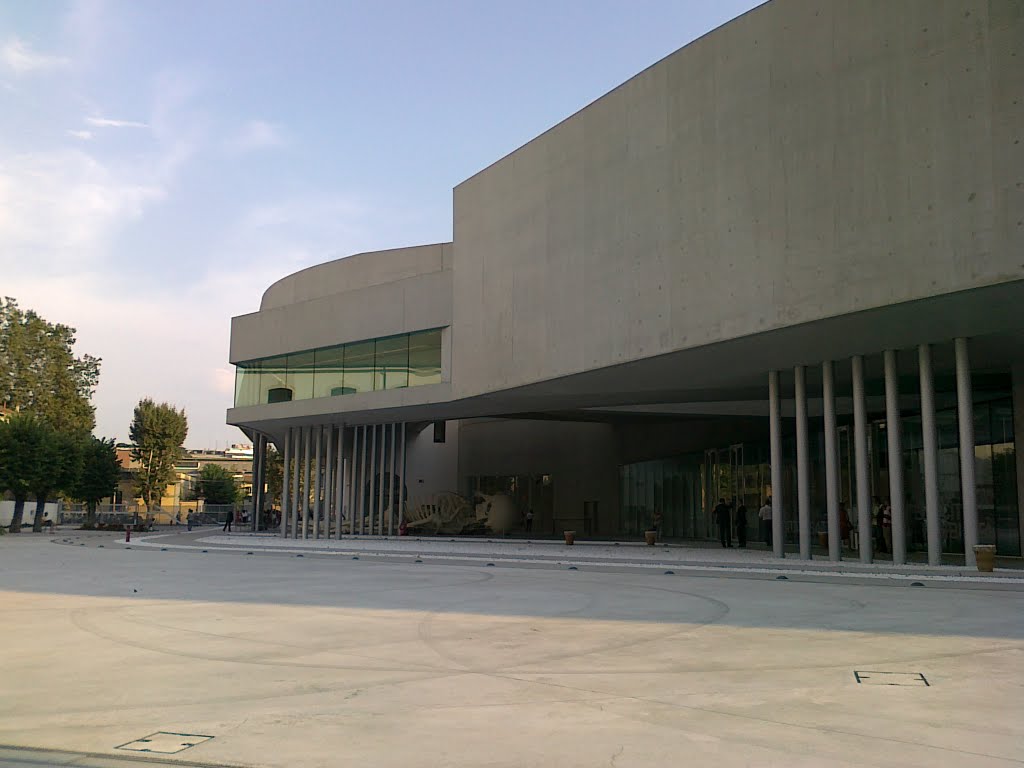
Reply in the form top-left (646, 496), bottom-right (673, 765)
top-left (125, 525), bottom-right (132, 543)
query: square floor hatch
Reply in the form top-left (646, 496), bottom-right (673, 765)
top-left (854, 671), bottom-right (930, 686)
top-left (116, 732), bottom-right (214, 754)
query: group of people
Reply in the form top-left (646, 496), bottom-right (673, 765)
top-left (712, 498), bottom-right (774, 548)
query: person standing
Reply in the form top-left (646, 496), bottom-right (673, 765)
top-left (714, 498), bottom-right (732, 548)
top-left (839, 502), bottom-right (852, 548)
top-left (874, 497), bottom-right (887, 553)
top-left (525, 508), bottom-right (534, 534)
top-left (222, 510), bottom-right (233, 533)
top-left (186, 512), bottom-right (193, 532)
top-left (881, 502), bottom-right (892, 553)
top-left (759, 498), bottom-right (773, 547)
top-left (735, 501), bottom-right (748, 548)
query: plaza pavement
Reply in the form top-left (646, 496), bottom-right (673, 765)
top-left (1, 529), bottom-right (1022, 767)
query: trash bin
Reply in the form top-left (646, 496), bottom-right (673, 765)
top-left (973, 544), bottom-right (997, 572)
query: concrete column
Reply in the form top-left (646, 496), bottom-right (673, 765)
top-left (368, 425), bottom-right (377, 535)
top-left (302, 426), bottom-right (312, 539)
top-left (281, 428), bottom-right (291, 537)
top-left (768, 370), bottom-right (784, 558)
top-left (851, 355), bottom-right (872, 563)
top-left (358, 425), bottom-right (368, 535)
top-left (334, 427), bottom-right (344, 538)
top-left (350, 427), bottom-right (358, 535)
top-left (256, 435), bottom-right (267, 532)
top-left (290, 427), bottom-right (301, 539)
top-left (822, 360), bottom-right (841, 561)
top-left (884, 349), bottom-right (906, 564)
top-left (956, 338), bottom-right (978, 566)
top-left (344, 430), bottom-right (353, 535)
top-left (250, 436), bottom-right (261, 532)
top-left (377, 424), bottom-right (387, 536)
top-left (398, 423), bottom-right (407, 528)
top-left (324, 425), bottom-right (334, 538)
top-left (919, 344), bottom-right (941, 565)
top-left (312, 426), bottom-right (323, 539)
top-left (795, 365), bottom-right (811, 559)
top-left (388, 423), bottom-right (397, 536)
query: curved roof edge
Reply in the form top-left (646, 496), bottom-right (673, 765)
top-left (260, 241), bottom-right (453, 310)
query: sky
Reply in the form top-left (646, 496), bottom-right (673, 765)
top-left (1, 0), bottom-right (763, 449)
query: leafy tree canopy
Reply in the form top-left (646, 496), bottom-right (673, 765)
top-left (129, 398), bottom-right (188, 511)
top-left (195, 463), bottom-right (242, 505)
top-left (0, 297), bottom-right (100, 434)
top-left (73, 437), bottom-right (122, 524)
top-left (0, 414), bottom-right (49, 531)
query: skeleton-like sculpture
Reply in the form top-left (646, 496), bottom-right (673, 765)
top-left (404, 492), bottom-right (519, 535)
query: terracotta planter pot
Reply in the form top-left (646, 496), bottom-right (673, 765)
top-left (644, 530), bottom-right (657, 546)
top-left (973, 544), bottom-right (996, 572)
top-left (563, 530), bottom-right (575, 546)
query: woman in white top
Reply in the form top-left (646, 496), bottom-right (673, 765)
top-left (759, 499), bottom-right (772, 546)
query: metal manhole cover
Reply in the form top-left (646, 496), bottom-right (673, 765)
top-left (854, 671), bottom-right (930, 686)
top-left (116, 732), bottom-right (214, 754)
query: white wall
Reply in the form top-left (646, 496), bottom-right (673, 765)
top-left (1, 501), bottom-right (60, 527)
top-left (404, 420), bottom-right (460, 503)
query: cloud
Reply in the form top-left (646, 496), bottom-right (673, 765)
top-left (0, 148), bottom-right (165, 272)
top-left (66, 129), bottom-right (94, 140)
top-left (1, 38), bottom-right (70, 74)
top-left (85, 116), bottom-right (149, 129)
top-left (230, 119), bottom-right (286, 153)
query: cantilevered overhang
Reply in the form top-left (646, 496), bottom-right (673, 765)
top-left (228, 279), bottom-right (1024, 444)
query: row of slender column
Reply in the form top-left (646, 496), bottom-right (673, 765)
top-left (277, 423), bottom-right (407, 539)
top-left (768, 338), bottom-right (978, 565)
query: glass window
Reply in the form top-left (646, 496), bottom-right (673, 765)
top-left (375, 335), bottom-right (409, 390)
top-left (343, 340), bottom-right (375, 394)
top-left (259, 355), bottom-right (289, 404)
top-left (314, 345), bottom-right (347, 398)
top-left (286, 350), bottom-right (315, 401)
top-left (409, 329), bottom-right (442, 386)
top-left (234, 363), bottom-right (261, 407)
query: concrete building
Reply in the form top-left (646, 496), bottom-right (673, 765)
top-left (227, 0), bottom-right (1024, 563)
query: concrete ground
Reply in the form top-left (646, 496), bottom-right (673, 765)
top-left (1, 530), bottom-right (1022, 767)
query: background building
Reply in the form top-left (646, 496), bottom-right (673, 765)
top-left (228, 0), bottom-right (1024, 563)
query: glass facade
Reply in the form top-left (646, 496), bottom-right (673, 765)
top-left (233, 328), bottom-right (443, 407)
top-left (619, 392), bottom-right (1020, 556)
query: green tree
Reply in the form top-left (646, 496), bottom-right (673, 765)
top-left (0, 413), bottom-right (47, 533)
top-left (73, 437), bottom-right (122, 525)
top-left (129, 399), bottom-right (188, 512)
top-left (0, 297), bottom-right (100, 433)
top-left (30, 428), bottom-right (83, 532)
top-left (195, 464), bottom-right (242, 505)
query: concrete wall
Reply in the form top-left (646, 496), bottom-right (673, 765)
top-left (451, 0), bottom-right (1024, 400)
top-left (457, 419), bottom-right (620, 535)
top-left (231, 243), bottom-right (452, 363)
top-left (404, 421), bottom-right (460, 501)
top-left (260, 243), bottom-right (452, 310)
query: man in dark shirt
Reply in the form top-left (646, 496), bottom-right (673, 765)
top-left (735, 501), bottom-right (748, 548)
top-left (714, 498), bottom-right (732, 548)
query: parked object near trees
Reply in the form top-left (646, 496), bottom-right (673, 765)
top-left (129, 399), bottom-right (188, 513)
